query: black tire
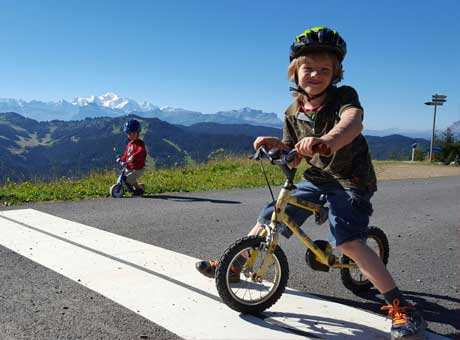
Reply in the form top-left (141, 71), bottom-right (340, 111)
top-left (215, 236), bottom-right (289, 314)
top-left (340, 226), bottom-right (390, 293)
top-left (110, 184), bottom-right (124, 198)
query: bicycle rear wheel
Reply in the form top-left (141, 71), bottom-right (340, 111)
top-left (340, 226), bottom-right (389, 293)
top-left (215, 236), bottom-right (289, 314)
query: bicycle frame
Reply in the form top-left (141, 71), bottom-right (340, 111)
top-left (272, 184), bottom-right (356, 269)
top-left (115, 163), bottom-right (134, 193)
top-left (117, 167), bottom-right (127, 186)
top-left (250, 148), bottom-right (358, 279)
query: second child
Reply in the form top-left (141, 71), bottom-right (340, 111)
top-left (117, 119), bottom-right (147, 196)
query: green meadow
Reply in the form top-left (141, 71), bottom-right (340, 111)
top-left (0, 158), bottom-right (435, 206)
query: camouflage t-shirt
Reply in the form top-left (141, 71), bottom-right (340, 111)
top-left (282, 85), bottom-right (377, 193)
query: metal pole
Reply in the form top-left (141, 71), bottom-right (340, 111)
top-left (430, 103), bottom-right (437, 162)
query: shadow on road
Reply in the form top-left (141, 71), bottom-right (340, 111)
top-left (293, 289), bottom-right (459, 339)
top-left (240, 310), bottom-right (388, 339)
top-left (142, 194), bottom-right (241, 205)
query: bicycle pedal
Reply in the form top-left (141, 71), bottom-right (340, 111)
top-left (305, 240), bottom-right (332, 272)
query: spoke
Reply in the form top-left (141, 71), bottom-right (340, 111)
top-left (228, 247), bottom-right (281, 305)
top-left (242, 287), bottom-right (248, 300)
top-left (233, 275), bottom-right (250, 295)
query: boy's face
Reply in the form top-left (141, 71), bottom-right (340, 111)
top-left (297, 54), bottom-right (334, 97)
top-left (127, 131), bottom-right (139, 141)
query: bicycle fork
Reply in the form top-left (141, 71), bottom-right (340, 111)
top-left (248, 186), bottom-right (290, 280)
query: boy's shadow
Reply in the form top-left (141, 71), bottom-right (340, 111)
top-left (297, 289), bottom-right (459, 338)
top-left (242, 311), bottom-right (388, 339)
top-left (142, 194), bottom-right (240, 205)
top-left (239, 289), bottom-right (458, 339)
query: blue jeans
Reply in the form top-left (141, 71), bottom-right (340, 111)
top-left (256, 180), bottom-right (374, 247)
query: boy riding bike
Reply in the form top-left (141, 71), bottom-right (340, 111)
top-left (117, 119), bottom-right (147, 196)
top-left (196, 26), bottom-right (426, 340)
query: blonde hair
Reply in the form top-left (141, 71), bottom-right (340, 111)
top-left (288, 51), bottom-right (344, 101)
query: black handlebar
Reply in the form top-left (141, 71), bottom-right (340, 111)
top-left (252, 143), bottom-right (331, 165)
top-left (251, 147), bottom-right (294, 165)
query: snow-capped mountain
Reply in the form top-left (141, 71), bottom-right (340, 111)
top-left (215, 107), bottom-right (282, 127)
top-left (0, 93), bottom-right (159, 121)
top-left (72, 92), bottom-right (158, 113)
top-left (0, 97), bottom-right (79, 121)
top-left (2, 93), bottom-right (458, 134)
top-left (0, 93), bottom-right (284, 128)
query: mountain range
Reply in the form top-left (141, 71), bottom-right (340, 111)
top-left (2, 93), bottom-right (457, 138)
top-left (0, 112), bottom-right (432, 183)
top-left (0, 93), bottom-right (283, 128)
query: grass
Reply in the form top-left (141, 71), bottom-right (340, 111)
top-left (0, 157), bottom-right (443, 207)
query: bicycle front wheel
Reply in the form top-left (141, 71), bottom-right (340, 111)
top-left (110, 183), bottom-right (124, 198)
top-left (215, 236), bottom-right (289, 315)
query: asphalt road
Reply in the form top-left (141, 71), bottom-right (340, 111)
top-left (0, 176), bottom-right (459, 339)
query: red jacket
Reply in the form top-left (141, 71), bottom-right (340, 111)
top-left (120, 139), bottom-right (147, 170)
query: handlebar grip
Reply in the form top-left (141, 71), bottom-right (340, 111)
top-left (312, 143), bottom-right (331, 155)
top-left (285, 149), bottom-right (298, 163)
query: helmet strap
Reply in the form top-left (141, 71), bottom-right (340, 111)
top-left (289, 84), bottom-right (332, 103)
top-left (292, 73), bottom-right (332, 102)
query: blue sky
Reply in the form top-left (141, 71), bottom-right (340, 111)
top-left (0, 0), bottom-right (459, 131)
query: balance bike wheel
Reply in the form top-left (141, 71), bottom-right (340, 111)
top-left (110, 184), bottom-right (124, 198)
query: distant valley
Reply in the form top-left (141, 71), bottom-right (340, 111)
top-left (0, 112), bottom-right (432, 183)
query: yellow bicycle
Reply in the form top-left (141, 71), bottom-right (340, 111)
top-left (215, 146), bottom-right (389, 314)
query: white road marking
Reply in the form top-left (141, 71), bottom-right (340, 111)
top-left (0, 209), bottom-right (447, 339)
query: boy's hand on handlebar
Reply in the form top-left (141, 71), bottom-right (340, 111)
top-left (253, 136), bottom-right (289, 151)
top-left (295, 137), bottom-right (332, 157)
top-left (115, 157), bottom-right (120, 163)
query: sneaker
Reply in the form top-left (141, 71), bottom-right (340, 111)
top-left (195, 259), bottom-right (241, 283)
top-left (381, 299), bottom-right (427, 340)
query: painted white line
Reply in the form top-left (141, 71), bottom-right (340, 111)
top-left (0, 209), bottom-right (447, 340)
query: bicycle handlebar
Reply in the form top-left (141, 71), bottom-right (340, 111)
top-left (117, 160), bottom-right (128, 168)
top-left (252, 143), bottom-right (331, 165)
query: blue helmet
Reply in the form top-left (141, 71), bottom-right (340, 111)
top-left (123, 119), bottom-right (141, 133)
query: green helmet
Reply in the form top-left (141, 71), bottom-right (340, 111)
top-left (290, 26), bottom-right (347, 62)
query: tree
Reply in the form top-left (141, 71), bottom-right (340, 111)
top-left (414, 148), bottom-right (426, 161)
top-left (437, 128), bottom-right (460, 164)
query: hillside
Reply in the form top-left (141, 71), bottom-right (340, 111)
top-left (0, 112), bottom-right (430, 183)
top-left (0, 112), bottom-right (258, 182)
top-left (366, 134), bottom-right (429, 160)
